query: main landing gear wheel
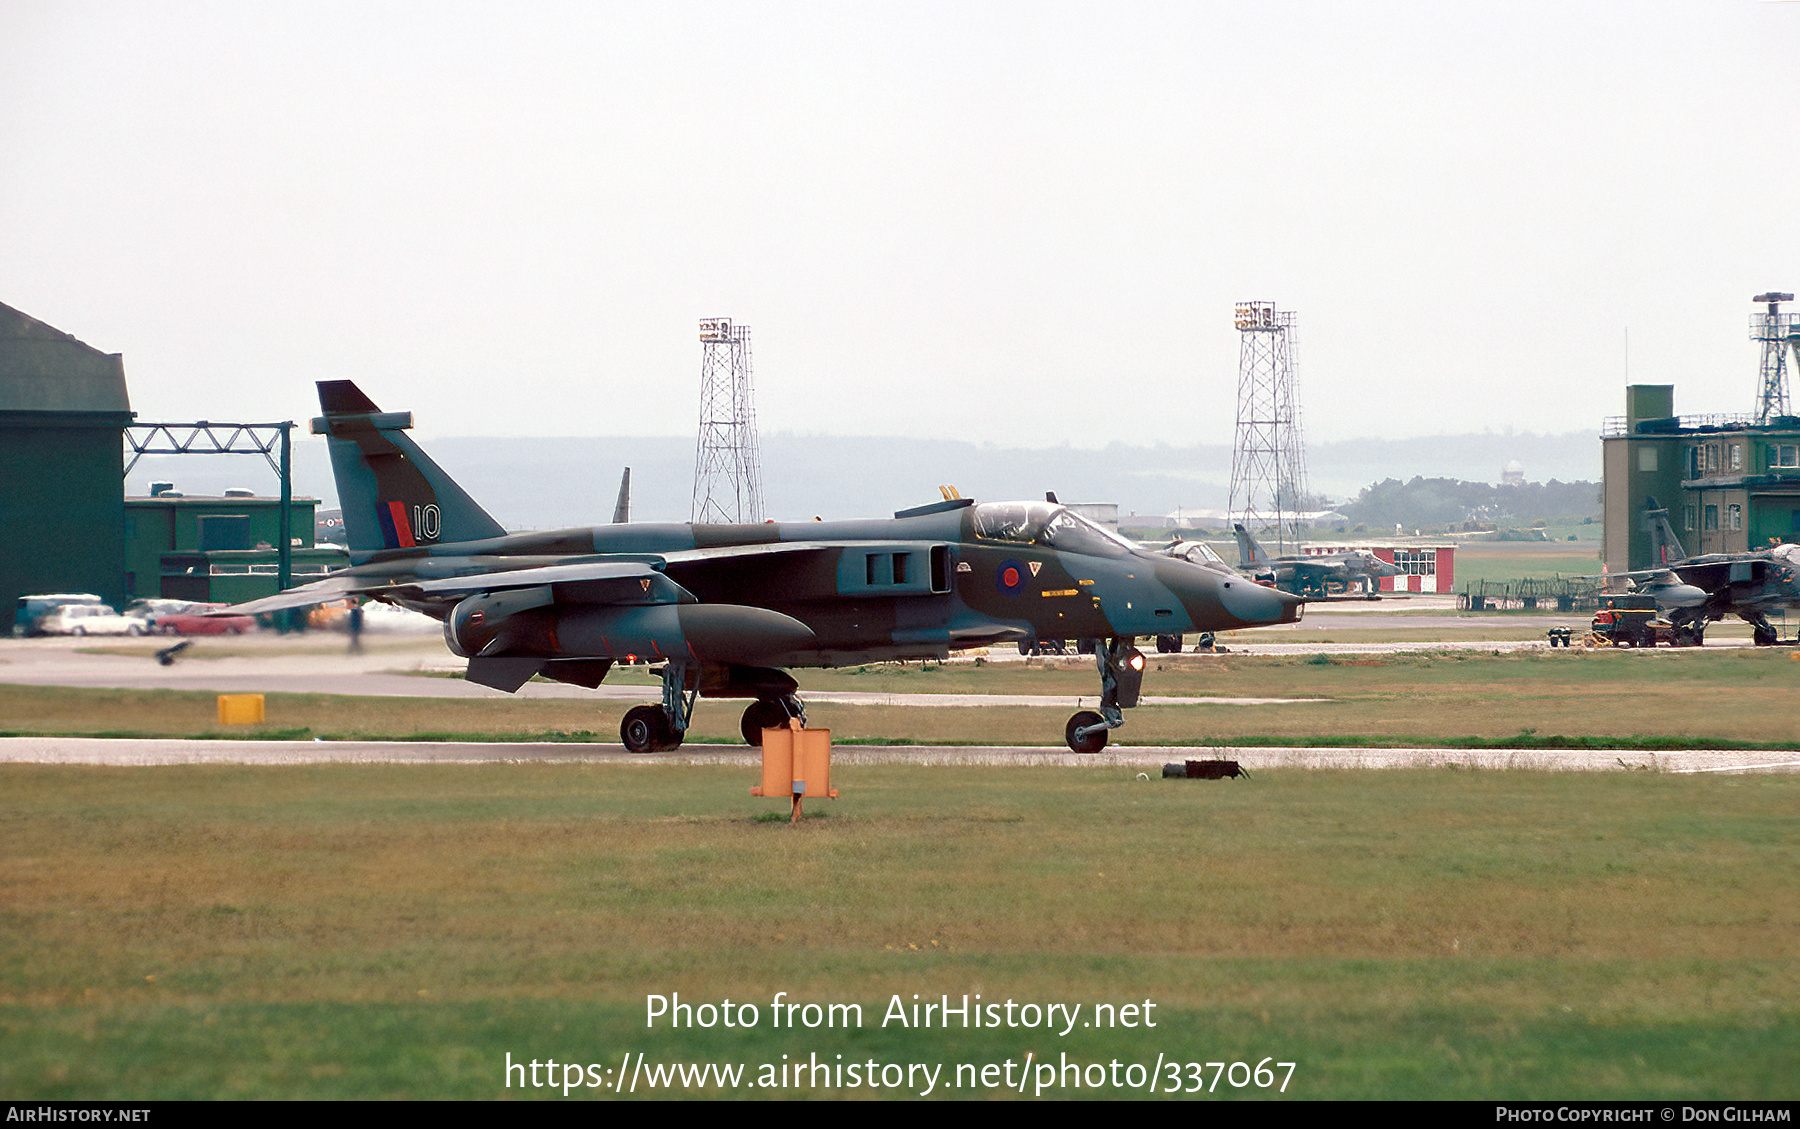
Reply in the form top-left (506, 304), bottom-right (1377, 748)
top-left (1753, 622), bottom-right (1779, 646)
top-left (1155, 634), bottom-right (1182, 653)
top-left (621, 705), bottom-right (681, 754)
top-left (1066, 710), bottom-right (1108, 754)
top-left (740, 698), bottom-right (794, 747)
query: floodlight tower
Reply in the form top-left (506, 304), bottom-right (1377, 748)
top-left (1227, 301), bottom-right (1310, 553)
top-left (691, 317), bottom-right (765, 523)
top-left (1751, 292), bottom-right (1797, 424)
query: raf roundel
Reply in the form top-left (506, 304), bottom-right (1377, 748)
top-left (996, 558), bottom-right (1028, 595)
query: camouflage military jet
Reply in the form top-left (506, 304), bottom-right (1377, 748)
top-left (1232, 524), bottom-right (1401, 597)
top-left (233, 382), bottom-right (1303, 753)
top-left (1598, 497), bottom-right (1800, 646)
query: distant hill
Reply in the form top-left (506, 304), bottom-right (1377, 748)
top-left (126, 429), bottom-right (1602, 530)
top-left (1337, 476), bottom-right (1601, 530)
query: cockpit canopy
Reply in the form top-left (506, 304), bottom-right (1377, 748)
top-left (1168, 539), bottom-right (1232, 572)
top-left (970, 501), bottom-right (1141, 559)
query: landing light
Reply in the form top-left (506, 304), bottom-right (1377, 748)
top-left (1128, 653), bottom-right (1146, 672)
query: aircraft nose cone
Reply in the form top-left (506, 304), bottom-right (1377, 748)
top-left (1660, 584), bottom-right (1707, 609)
top-left (1218, 575), bottom-right (1300, 625)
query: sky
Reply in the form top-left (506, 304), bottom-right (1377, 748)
top-left (4, 1), bottom-right (1798, 450)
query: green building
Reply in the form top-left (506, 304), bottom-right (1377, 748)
top-left (124, 489), bottom-right (345, 604)
top-left (1602, 384), bottom-right (1800, 569)
top-left (0, 302), bottom-right (133, 631)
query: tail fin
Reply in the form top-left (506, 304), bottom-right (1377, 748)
top-left (1642, 496), bottom-right (1687, 565)
top-left (1233, 523), bottom-right (1271, 568)
top-left (313, 381), bottom-right (505, 556)
top-left (612, 467), bottom-right (631, 524)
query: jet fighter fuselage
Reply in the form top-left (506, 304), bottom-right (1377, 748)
top-left (232, 382), bottom-right (1303, 752)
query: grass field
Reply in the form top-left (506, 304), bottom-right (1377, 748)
top-left (2, 763), bottom-right (1794, 1100)
top-left (6, 647), bottom-right (1799, 749)
top-left (1446, 539), bottom-right (1605, 587)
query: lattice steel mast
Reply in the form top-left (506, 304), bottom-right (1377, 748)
top-left (1751, 292), bottom-right (1797, 424)
top-left (1227, 301), bottom-right (1310, 553)
top-left (691, 317), bottom-right (765, 523)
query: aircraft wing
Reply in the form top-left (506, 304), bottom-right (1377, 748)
top-left (1671, 559), bottom-right (1769, 591)
top-left (656, 541), bottom-right (850, 565)
top-left (393, 560), bottom-right (697, 605)
top-left (1576, 568), bottom-right (1674, 583)
top-left (1290, 559), bottom-right (1348, 575)
top-left (220, 560), bottom-right (700, 618)
top-left (214, 574), bottom-right (379, 616)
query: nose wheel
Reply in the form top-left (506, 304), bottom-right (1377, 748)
top-left (1065, 710), bottom-right (1108, 754)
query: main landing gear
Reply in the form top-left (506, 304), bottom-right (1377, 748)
top-left (620, 660), bottom-right (696, 754)
top-left (739, 695), bottom-right (806, 746)
top-left (1064, 637), bottom-right (1147, 754)
top-left (1671, 617), bottom-right (1707, 647)
top-left (1750, 615), bottom-right (1779, 646)
top-left (619, 662), bottom-right (809, 753)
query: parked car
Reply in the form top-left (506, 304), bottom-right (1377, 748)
top-left (13, 594), bottom-right (105, 637)
top-left (156, 606), bottom-right (258, 636)
top-left (39, 603), bottom-right (150, 636)
top-left (125, 599), bottom-right (258, 636)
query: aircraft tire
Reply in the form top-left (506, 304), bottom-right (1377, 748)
top-left (1155, 634), bottom-right (1181, 654)
top-left (1065, 710), bottom-right (1108, 754)
top-left (1753, 623), bottom-right (1778, 646)
top-left (621, 705), bottom-right (672, 754)
top-left (741, 698), bottom-right (791, 747)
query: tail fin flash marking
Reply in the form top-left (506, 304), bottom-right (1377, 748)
top-left (384, 501), bottom-right (417, 548)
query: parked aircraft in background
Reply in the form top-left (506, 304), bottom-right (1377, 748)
top-left (228, 382), bottom-right (1303, 753)
top-left (612, 468), bottom-right (630, 524)
top-left (1232, 524), bottom-right (1401, 597)
top-left (1600, 497), bottom-right (1800, 645)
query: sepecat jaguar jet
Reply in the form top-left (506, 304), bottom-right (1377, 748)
top-left (1233, 523), bottom-right (1401, 597)
top-left (1594, 497), bottom-right (1800, 646)
top-left (231, 381), bottom-right (1303, 753)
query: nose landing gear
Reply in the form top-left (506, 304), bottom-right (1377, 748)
top-left (1065, 637), bottom-right (1146, 753)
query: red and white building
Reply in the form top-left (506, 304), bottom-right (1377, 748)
top-left (1300, 543), bottom-right (1457, 593)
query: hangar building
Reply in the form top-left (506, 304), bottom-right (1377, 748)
top-left (0, 302), bottom-right (134, 631)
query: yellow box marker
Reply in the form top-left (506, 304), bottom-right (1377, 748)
top-left (751, 720), bottom-right (837, 822)
top-left (216, 694), bottom-right (265, 725)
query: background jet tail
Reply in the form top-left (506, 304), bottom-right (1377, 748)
top-left (612, 467), bottom-right (631, 524)
top-left (1642, 496), bottom-right (1688, 565)
top-left (1233, 523), bottom-right (1272, 568)
top-left (313, 381), bottom-right (506, 556)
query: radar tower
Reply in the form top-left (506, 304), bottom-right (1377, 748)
top-left (1227, 301), bottom-right (1310, 553)
top-left (691, 318), bottom-right (765, 523)
top-left (1751, 292), bottom-right (1797, 424)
